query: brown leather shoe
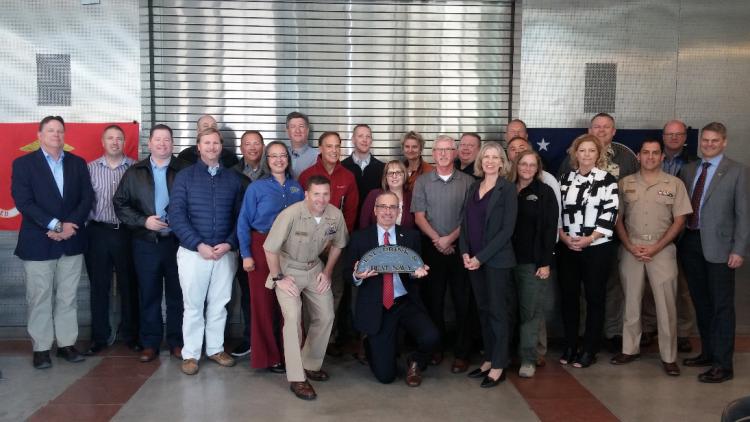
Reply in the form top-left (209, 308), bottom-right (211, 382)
top-left (536, 356), bottom-right (546, 367)
top-left (610, 353), bottom-right (640, 365)
top-left (208, 351), bottom-right (236, 367)
top-left (429, 352), bottom-right (443, 366)
top-left (662, 361), bottom-right (680, 376)
top-left (405, 361), bottom-right (422, 387)
top-left (451, 358), bottom-right (469, 373)
top-left (170, 346), bottom-right (182, 360)
top-left (181, 358), bottom-right (199, 375)
top-left (304, 369), bottom-right (329, 382)
top-left (290, 381), bottom-right (317, 400)
top-left (139, 348), bottom-right (157, 363)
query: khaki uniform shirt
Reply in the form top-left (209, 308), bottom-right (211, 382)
top-left (619, 170), bottom-right (692, 244)
top-left (264, 201), bottom-right (348, 284)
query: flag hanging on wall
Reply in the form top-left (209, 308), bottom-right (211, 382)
top-left (0, 122), bottom-right (140, 231)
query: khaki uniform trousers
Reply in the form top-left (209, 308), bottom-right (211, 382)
top-left (641, 262), bottom-right (696, 337)
top-left (276, 260), bottom-right (334, 382)
top-left (619, 243), bottom-right (678, 363)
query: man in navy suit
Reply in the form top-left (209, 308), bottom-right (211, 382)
top-left (345, 191), bottom-right (438, 387)
top-left (11, 115), bottom-right (94, 369)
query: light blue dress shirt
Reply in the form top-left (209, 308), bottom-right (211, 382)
top-left (151, 157), bottom-right (171, 232)
top-left (691, 154), bottom-right (723, 229)
top-left (353, 225), bottom-right (407, 299)
top-left (42, 148), bottom-right (64, 229)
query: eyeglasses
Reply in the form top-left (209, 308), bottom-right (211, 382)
top-left (434, 148), bottom-right (455, 154)
top-left (375, 204), bottom-right (399, 211)
top-left (386, 171), bottom-right (404, 177)
top-left (268, 153), bottom-right (288, 159)
top-left (664, 132), bottom-right (686, 138)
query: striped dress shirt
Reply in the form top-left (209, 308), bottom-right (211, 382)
top-left (88, 155), bottom-right (135, 224)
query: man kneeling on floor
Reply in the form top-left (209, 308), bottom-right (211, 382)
top-left (345, 191), bottom-right (438, 387)
top-left (263, 175), bottom-right (348, 400)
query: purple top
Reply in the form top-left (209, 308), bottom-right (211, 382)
top-left (466, 187), bottom-right (493, 255)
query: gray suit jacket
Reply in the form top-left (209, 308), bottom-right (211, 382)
top-left (680, 156), bottom-right (750, 263)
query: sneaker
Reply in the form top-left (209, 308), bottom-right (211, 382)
top-left (519, 363), bottom-right (536, 378)
top-left (208, 351), bottom-right (236, 367)
top-left (181, 359), bottom-right (199, 375)
top-left (230, 342), bottom-right (251, 357)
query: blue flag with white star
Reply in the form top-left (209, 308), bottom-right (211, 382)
top-left (527, 128), bottom-right (698, 175)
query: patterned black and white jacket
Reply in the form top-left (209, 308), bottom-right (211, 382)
top-left (559, 167), bottom-right (619, 246)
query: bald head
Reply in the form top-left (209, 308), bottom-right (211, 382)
top-left (197, 115), bottom-right (218, 132)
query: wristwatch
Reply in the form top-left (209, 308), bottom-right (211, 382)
top-left (272, 273), bottom-right (285, 282)
top-left (54, 221), bottom-right (63, 233)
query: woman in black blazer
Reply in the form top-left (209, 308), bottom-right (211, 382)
top-left (459, 141), bottom-right (517, 388)
top-left (510, 150), bottom-right (559, 378)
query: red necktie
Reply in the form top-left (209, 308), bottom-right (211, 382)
top-left (688, 162), bottom-right (711, 229)
top-left (382, 231), bottom-right (394, 309)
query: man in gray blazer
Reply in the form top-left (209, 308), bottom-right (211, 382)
top-left (679, 122), bottom-right (749, 383)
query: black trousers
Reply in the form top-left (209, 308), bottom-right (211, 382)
top-left (225, 257), bottom-right (251, 344)
top-left (557, 241), bottom-right (616, 355)
top-left (84, 223), bottom-right (139, 345)
top-left (420, 238), bottom-right (473, 359)
top-left (469, 266), bottom-right (513, 369)
top-left (679, 230), bottom-right (736, 370)
top-left (365, 295), bottom-right (440, 384)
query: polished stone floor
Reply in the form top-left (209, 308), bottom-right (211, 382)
top-left (2, 265), bottom-right (749, 421)
top-left (2, 337), bottom-right (750, 422)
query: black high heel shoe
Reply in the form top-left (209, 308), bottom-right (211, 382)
top-left (480, 370), bottom-right (507, 388)
top-left (467, 367), bottom-right (490, 379)
top-left (559, 347), bottom-right (577, 365)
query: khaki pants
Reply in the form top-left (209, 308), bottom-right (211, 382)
top-left (276, 261), bottom-right (334, 382)
top-left (641, 262), bottom-right (696, 337)
top-left (619, 243), bottom-right (678, 363)
top-left (24, 255), bottom-right (83, 351)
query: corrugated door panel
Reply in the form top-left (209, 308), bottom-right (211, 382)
top-left (141, 0), bottom-right (514, 159)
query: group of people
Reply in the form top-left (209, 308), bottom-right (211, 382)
top-left (10, 110), bottom-right (748, 402)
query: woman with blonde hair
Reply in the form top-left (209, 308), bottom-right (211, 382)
top-left (401, 131), bottom-right (434, 191)
top-left (460, 141), bottom-right (517, 387)
top-left (557, 134), bottom-right (619, 369)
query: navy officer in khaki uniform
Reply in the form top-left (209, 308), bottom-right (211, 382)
top-left (263, 175), bottom-right (348, 400)
top-left (610, 138), bottom-right (692, 376)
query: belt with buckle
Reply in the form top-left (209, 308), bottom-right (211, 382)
top-left (91, 220), bottom-right (120, 230)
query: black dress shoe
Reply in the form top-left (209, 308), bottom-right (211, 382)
top-left (559, 347), bottom-right (577, 365)
top-left (325, 344), bottom-right (343, 358)
top-left (677, 337), bottom-right (692, 353)
top-left (480, 370), bottom-right (507, 388)
top-left (683, 354), bottom-right (712, 367)
top-left (698, 367), bottom-right (733, 383)
top-left (572, 352), bottom-right (597, 368)
top-left (33, 351), bottom-right (52, 369)
top-left (268, 363), bottom-right (286, 374)
top-left (467, 367), bottom-right (490, 379)
top-left (83, 343), bottom-right (108, 356)
top-left (56, 346), bottom-right (85, 363)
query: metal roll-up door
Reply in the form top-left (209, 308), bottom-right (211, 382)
top-left (141, 0), bottom-right (515, 158)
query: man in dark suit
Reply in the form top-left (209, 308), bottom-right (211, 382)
top-left (345, 191), bottom-right (438, 387)
top-left (679, 122), bottom-right (749, 383)
top-left (11, 115), bottom-right (94, 369)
